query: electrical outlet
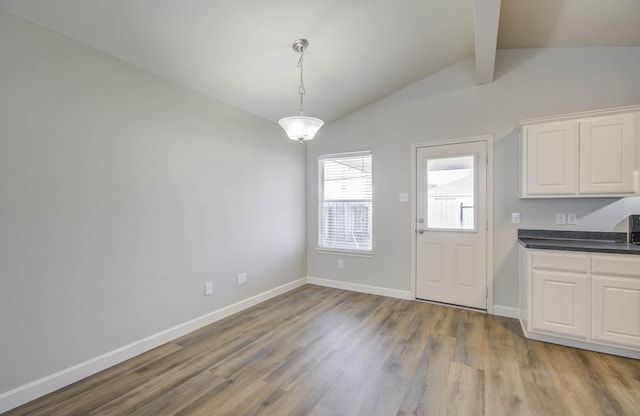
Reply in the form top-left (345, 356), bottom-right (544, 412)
top-left (337, 258), bottom-right (344, 269)
top-left (204, 282), bottom-right (213, 296)
top-left (555, 213), bottom-right (566, 225)
top-left (511, 213), bottom-right (520, 224)
top-left (237, 272), bottom-right (247, 285)
top-left (567, 213), bottom-right (578, 225)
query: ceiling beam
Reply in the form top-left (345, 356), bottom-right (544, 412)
top-left (474, 0), bottom-right (501, 85)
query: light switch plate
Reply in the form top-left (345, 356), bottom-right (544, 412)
top-left (567, 213), bottom-right (577, 225)
top-left (237, 272), bottom-right (247, 285)
top-left (511, 213), bottom-right (520, 224)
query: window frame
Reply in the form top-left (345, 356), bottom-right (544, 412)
top-left (316, 150), bottom-right (373, 257)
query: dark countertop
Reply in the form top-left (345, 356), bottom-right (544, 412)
top-left (518, 229), bottom-right (640, 255)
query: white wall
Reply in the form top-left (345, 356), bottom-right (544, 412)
top-left (0, 10), bottom-right (306, 395)
top-left (307, 47), bottom-right (640, 309)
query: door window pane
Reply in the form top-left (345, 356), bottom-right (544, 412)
top-left (425, 155), bottom-right (475, 230)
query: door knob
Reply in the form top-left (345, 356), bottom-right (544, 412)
top-left (417, 228), bottom-right (425, 234)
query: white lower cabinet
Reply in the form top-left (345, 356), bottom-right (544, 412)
top-left (520, 248), bottom-right (640, 357)
top-left (591, 275), bottom-right (640, 347)
top-left (591, 254), bottom-right (640, 348)
top-left (532, 270), bottom-right (588, 338)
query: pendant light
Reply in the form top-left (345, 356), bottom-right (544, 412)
top-left (278, 39), bottom-right (324, 143)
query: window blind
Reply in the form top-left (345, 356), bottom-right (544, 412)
top-left (318, 152), bottom-right (372, 252)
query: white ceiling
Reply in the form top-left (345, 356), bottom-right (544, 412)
top-left (1, 0), bottom-right (639, 124)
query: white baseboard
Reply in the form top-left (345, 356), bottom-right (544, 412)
top-left (521, 324), bottom-right (640, 360)
top-left (309, 276), bottom-right (518, 319)
top-left (0, 277), bottom-right (307, 414)
top-left (492, 304), bottom-right (520, 319)
top-left (307, 276), bottom-right (413, 300)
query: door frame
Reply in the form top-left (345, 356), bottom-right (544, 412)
top-left (410, 135), bottom-right (494, 313)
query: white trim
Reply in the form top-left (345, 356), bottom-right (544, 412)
top-left (410, 135), bottom-right (495, 313)
top-left (416, 298), bottom-right (487, 313)
top-left (317, 150), bottom-right (372, 160)
top-left (492, 305), bottom-right (520, 319)
top-left (307, 276), bottom-right (413, 300)
top-left (516, 105), bottom-right (640, 131)
top-left (314, 248), bottom-right (374, 258)
top-left (519, 321), bottom-right (640, 360)
top-left (0, 278), bottom-right (307, 414)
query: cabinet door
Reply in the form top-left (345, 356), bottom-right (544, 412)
top-left (532, 270), bottom-right (588, 338)
top-left (579, 114), bottom-right (635, 194)
top-left (592, 275), bottom-right (640, 348)
top-left (524, 121), bottom-right (579, 195)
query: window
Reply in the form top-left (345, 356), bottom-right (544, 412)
top-left (318, 151), bottom-right (372, 253)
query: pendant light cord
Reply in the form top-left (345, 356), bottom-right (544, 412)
top-left (297, 51), bottom-right (305, 116)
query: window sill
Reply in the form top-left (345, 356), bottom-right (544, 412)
top-left (315, 248), bottom-right (374, 258)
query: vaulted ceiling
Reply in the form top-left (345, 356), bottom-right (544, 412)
top-left (1, 0), bottom-right (639, 124)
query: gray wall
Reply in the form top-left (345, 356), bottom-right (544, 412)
top-left (3, 5), bottom-right (640, 399)
top-left (0, 11), bottom-right (306, 393)
top-left (307, 47), bottom-right (640, 308)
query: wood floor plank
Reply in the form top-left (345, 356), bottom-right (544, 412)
top-left (397, 334), bottom-right (456, 415)
top-left (12, 371), bottom-right (147, 416)
top-left (6, 285), bottom-right (640, 416)
top-left (510, 331), bottom-right (569, 415)
top-left (452, 310), bottom-right (487, 370)
top-left (382, 303), bottom-right (436, 380)
top-left (89, 346), bottom-right (234, 416)
top-left (315, 363), bottom-right (374, 414)
top-left (541, 344), bottom-right (628, 416)
top-left (429, 302), bottom-right (460, 338)
top-left (176, 378), bottom-right (285, 416)
top-left (443, 362), bottom-right (485, 416)
top-left (123, 372), bottom-right (229, 416)
top-left (2, 342), bottom-right (182, 416)
top-left (354, 370), bottom-right (410, 416)
top-left (483, 317), bottom-right (530, 416)
top-left (587, 353), bottom-right (640, 415)
top-left (260, 349), bottom-right (350, 416)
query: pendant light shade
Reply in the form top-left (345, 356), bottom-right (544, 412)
top-left (279, 39), bottom-right (323, 143)
top-left (278, 115), bottom-right (324, 142)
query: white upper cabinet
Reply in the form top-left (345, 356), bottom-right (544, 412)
top-left (524, 121), bottom-right (579, 195)
top-left (579, 114), bottom-right (635, 194)
top-left (519, 107), bottom-right (639, 198)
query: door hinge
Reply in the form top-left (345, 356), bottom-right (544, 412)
top-left (486, 220), bottom-right (488, 231)
top-left (485, 153), bottom-right (489, 165)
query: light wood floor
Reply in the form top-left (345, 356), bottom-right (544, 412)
top-left (5, 285), bottom-right (640, 416)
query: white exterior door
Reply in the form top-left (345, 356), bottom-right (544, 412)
top-left (415, 141), bottom-right (488, 309)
